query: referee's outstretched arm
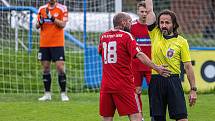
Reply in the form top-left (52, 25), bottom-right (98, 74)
top-left (145, 0), bottom-right (156, 25)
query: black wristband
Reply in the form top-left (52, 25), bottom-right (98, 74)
top-left (51, 16), bottom-right (55, 22)
top-left (191, 87), bottom-right (197, 91)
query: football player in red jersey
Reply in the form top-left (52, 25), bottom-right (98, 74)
top-left (130, 1), bottom-right (151, 120)
top-left (98, 12), bottom-right (171, 121)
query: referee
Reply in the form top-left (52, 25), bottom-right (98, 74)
top-left (145, 0), bottom-right (197, 121)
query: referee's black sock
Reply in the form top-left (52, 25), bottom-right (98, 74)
top-left (43, 73), bottom-right (51, 92)
top-left (58, 73), bottom-right (66, 92)
top-left (151, 116), bottom-right (166, 121)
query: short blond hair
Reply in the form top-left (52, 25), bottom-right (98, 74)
top-left (137, 1), bottom-right (146, 10)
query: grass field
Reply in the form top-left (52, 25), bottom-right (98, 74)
top-left (0, 93), bottom-right (214, 121)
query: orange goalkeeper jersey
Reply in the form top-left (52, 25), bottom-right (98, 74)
top-left (37, 3), bottom-right (68, 47)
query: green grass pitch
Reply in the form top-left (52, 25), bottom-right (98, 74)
top-left (0, 93), bottom-right (215, 121)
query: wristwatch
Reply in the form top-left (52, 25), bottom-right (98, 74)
top-left (191, 87), bottom-right (197, 91)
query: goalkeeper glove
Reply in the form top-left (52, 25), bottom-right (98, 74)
top-left (46, 8), bottom-right (55, 22)
top-left (38, 14), bottom-right (44, 25)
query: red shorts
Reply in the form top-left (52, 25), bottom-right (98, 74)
top-left (99, 92), bottom-right (141, 117)
top-left (133, 70), bottom-right (151, 86)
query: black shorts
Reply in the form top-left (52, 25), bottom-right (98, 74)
top-left (38, 47), bottom-right (65, 62)
top-left (148, 74), bottom-right (187, 120)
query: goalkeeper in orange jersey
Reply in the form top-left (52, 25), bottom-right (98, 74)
top-left (145, 0), bottom-right (197, 121)
top-left (36, 0), bottom-right (69, 101)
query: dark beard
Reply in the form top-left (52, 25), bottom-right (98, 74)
top-left (123, 26), bottom-right (130, 32)
top-left (162, 30), bottom-right (169, 35)
top-left (50, 2), bottom-right (55, 6)
top-left (49, 1), bottom-right (56, 6)
top-left (160, 28), bottom-right (171, 36)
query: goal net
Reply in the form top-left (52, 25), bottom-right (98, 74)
top-left (0, 0), bottom-right (214, 94)
top-left (0, 0), bottom-right (116, 94)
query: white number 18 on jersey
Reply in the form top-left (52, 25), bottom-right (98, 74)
top-left (102, 41), bottom-right (117, 64)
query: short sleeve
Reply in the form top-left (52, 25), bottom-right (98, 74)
top-left (126, 34), bottom-right (141, 58)
top-left (181, 40), bottom-right (191, 62)
top-left (62, 6), bottom-right (68, 22)
top-left (148, 26), bottom-right (160, 43)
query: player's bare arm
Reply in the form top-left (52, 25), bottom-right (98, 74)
top-left (53, 19), bottom-right (67, 28)
top-left (136, 52), bottom-right (171, 77)
top-left (145, 0), bottom-right (156, 25)
top-left (184, 61), bottom-right (197, 107)
top-left (46, 8), bottom-right (67, 28)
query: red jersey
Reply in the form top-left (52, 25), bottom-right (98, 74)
top-left (98, 29), bottom-right (141, 93)
top-left (130, 20), bottom-right (151, 71)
